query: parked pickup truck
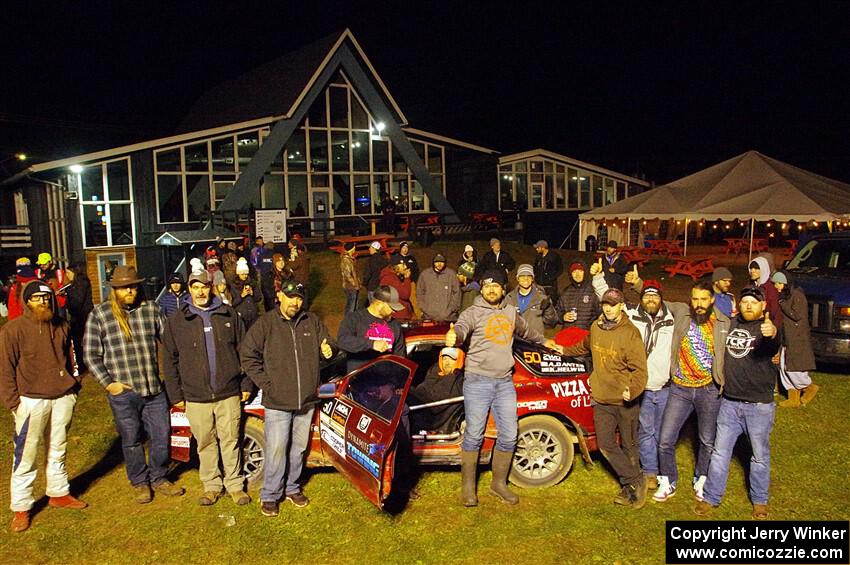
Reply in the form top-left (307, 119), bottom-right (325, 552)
top-left (785, 232), bottom-right (850, 365)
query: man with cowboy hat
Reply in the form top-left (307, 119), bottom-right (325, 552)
top-left (84, 265), bottom-right (185, 504)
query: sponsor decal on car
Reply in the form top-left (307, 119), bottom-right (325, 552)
top-left (332, 403), bottom-right (351, 428)
top-left (170, 435), bottom-right (190, 448)
top-left (522, 351), bottom-right (586, 375)
top-left (320, 424), bottom-right (346, 459)
top-left (346, 430), bottom-right (370, 453)
top-left (517, 400), bottom-right (548, 411)
top-left (550, 379), bottom-right (593, 408)
top-left (550, 379), bottom-right (590, 398)
top-left (245, 389), bottom-right (264, 409)
top-left (347, 443), bottom-right (380, 478)
top-left (170, 411), bottom-right (190, 427)
top-left (356, 414), bottom-right (372, 433)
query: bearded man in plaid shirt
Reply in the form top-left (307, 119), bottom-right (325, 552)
top-left (83, 266), bottom-right (185, 504)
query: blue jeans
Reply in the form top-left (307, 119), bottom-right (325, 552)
top-left (703, 398), bottom-right (775, 506)
top-left (345, 289), bottom-right (359, 313)
top-left (260, 406), bottom-right (315, 501)
top-left (106, 389), bottom-right (171, 487)
top-left (461, 373), bottom-right (517, 452)
top-left (658, 382), bottom-right (721, 485)
top-left (638, 387), bottom-right (670, 476)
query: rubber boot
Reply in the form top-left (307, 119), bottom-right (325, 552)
top-left (489, 450), bottom-right (519, 505)
top-left (800, 384), bottom-right (819, 406)
top-left (779, 388), bottom-right (801, 408)
top-left (460, 450), bottom-right (479, 507)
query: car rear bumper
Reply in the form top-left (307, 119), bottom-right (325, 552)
top-left (811, 332), bottom-right (850, 365)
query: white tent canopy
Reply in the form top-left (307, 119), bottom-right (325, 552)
top-left (581, 150), bottom-right (850, 222)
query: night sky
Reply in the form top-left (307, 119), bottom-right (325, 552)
top-left (2, 2), bottom-right (848, 184)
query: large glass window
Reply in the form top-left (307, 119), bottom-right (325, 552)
top-left (332, 175), bottom-right (352, 215)
top-left (76, 157), bottom-right (135, 248)
top-left (579, 174), bottom-right (590, 208)
top-left (568, 169), bottom-right (579, 208)
top-left (331, 131), bottom-right (350, 171)
top-left (288, 176), bottom-right (308, 216)
top-left (593, 175), bottom-right (604, 207)
top-left (309, 131), bottom-right (329, 172)
top-left (285, 130), bottom-right (307, 172)
top-left (329, 86), bottom-right (349, 129)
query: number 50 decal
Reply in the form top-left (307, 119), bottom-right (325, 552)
top-left (523, 351), bottom-right (542, 364)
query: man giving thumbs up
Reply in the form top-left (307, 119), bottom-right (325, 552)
top-left (696, 286), bottom-right (780, 520)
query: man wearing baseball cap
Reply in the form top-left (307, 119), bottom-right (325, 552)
top-left (557, 260), bottom-right (600, 330)
top-left (696, 286), bottom-right (779, 520)
top-left (602, 240), bottom-right (629, 291)
top-left (592, 265), bottom-right (680, 494)
top-left (417, 253), bottom-right (461, 322)
top-left (241, 279), bottom-right (336, 516)
top-left (1, 281), bottom-right (86, 532)
top-left (337, 284), bottom-right (407, 372)
top-left (533, 240), bottom-right (563, 303)
top-left (163, 270), bottom-right (252, 507)
top-left (35, 252), bottom-right (67, 312)
top-left (84, 265), bottom-right (185, 503)
top-left (560, 286), bottom-right (649, 508)
top-left (446, 269), bottom-right (562, 507)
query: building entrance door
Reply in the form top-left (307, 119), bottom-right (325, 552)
top-left (311, 190), bottom-right (331, 236)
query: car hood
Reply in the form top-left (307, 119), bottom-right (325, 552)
top-left (788, 269), bottom-right (850, 304)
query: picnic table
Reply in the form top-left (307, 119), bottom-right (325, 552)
top-left (646, 239), bottom-right (684, 257)
top-left (751, 238), bottom-right (769, 252)
top-left (620, 246), bottom-right (652, 267)
top-left (663, 256), bottom-right (715, 280)
top-left (327, 233), bottom-right (398, 258)
top-left (723, 238), bottom-right (749, 254)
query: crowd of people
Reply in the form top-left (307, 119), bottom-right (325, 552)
top-left (0, 236), bottom-right (821, 532)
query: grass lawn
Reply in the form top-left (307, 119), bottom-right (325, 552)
top-left (1, 241), bottom-right (848, 564)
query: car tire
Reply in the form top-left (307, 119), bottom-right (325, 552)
top-left (510, 415), bottom-right (575, 489)
top-left (242, 417), bottom-right (266, 486)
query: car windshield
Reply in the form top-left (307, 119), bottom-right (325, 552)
top-left (346, 359), bottom-right (409, 422)
top-left (787, 239), bottom-right (850, 272)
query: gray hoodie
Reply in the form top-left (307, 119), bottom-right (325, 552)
top-left (417, 267), bottom-right (461, 322)
top-left (453, 295), bottom-right (546, 378)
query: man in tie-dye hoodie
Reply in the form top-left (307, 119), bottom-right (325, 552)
top-left (654, 280), bottom-right (730, 504)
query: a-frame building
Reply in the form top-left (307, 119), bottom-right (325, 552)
top-left (5, 29), bottom-right (499, 300)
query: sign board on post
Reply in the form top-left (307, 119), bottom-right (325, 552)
top-left (254, 209), bottom-right (288, 243)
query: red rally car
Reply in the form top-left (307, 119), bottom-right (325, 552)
top-left (169, 322), bottom-right (598, 509)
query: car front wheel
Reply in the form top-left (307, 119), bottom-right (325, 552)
top-left (510, 415), bottom-right (575, 489)
top-left (242, 417), bottom-right (265, 486)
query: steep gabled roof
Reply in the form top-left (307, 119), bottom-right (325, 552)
top-left (176, 29), bottom-right (407, 133)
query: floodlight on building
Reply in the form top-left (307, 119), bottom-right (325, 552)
top-left (69, 164), bottom-right (84, 173)
top-left (375, 122), bottom-right (386, 133)
top-left (15, 153), bottom-right (26, 161)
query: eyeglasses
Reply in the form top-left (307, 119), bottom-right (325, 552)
top-left (29, 295), bottom-right (51, 303)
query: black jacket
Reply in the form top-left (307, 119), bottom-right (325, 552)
top-left (479, 250), bottom-right (516, 276)
top-left (363, 252), bottom-right (387, 291)
top-left (603, 252), bottom-right (629, 290)
top-left (65, 278), bottom-right (93, 332)
top-left (534, 251), bottom-right (564, 288)
top-left (162, 303), bottom-right (249, 404)
top-left (556, 262), bottom-right (600, 330)
top-left (230, 278), bottom-right (262, 328)
top-left (240, 309), bottom-right (334, 411)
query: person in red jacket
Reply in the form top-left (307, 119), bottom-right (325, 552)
top-left (7, 258), bottom-right (38, 321)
